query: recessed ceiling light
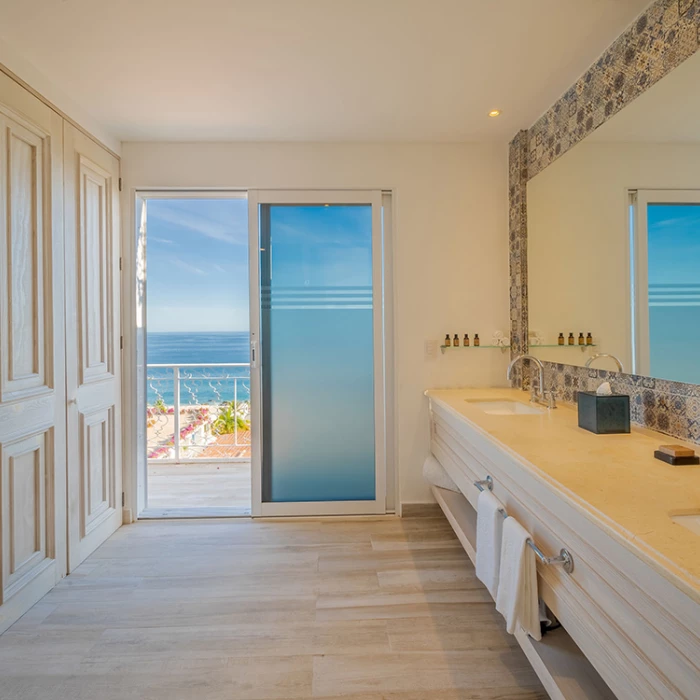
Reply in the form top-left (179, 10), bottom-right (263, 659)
top-left (489, 109), bottom-right (501, 118)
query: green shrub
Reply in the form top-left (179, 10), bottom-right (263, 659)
top-left (211, 402), bottom-right (250, 435)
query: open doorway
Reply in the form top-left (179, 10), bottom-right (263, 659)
top-left (141, 194), bottom-right (251, 517)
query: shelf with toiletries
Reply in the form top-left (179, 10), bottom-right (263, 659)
top-left (528, 332), bottom-right (597, 349)
top-left (529, 344), bottom-right (597, 350)
top-left (440, 344), bottom-right (510, 354)
top-left (441, 331), bottom-right (509, 353)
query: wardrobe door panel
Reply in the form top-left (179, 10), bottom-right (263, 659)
top-left (0, 72), bottom-right (66, 635)
top-left (64, 122), bottom-right (121, 571)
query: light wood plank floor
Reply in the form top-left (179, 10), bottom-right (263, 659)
top-left (0, 515), bottom-right (547, 699)
top-left (147, 462), bottom-right (251, 512)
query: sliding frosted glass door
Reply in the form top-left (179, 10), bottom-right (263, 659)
top-left (249, 191), bottom-right (385, 516)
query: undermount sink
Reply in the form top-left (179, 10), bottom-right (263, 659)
top-left (671, 513), bottom-right (700, 536)
top-left (464, 399), bottom-right (544, 416)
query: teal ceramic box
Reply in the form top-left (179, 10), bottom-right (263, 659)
top-left (577, 391), bottom-right (630, 435)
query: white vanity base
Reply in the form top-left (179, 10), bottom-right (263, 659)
top-left (431, 485), bottom-right (615, 700)
top-left (426, 388), bottom-right (700, 700)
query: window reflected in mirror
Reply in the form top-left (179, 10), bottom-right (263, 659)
top-left (527, 48), bottom-right (700, 385)
top-left (631, 194), bottom-right (700, 384)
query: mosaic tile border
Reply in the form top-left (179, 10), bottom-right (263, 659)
top-left (543, 364), bottom-right (700, 443)
top-left (508, 131), bottom-right (529, 388)
top-left (509, 0), bottom-right (700, 442)
top-left (528, 0), bottom-right (700, 179)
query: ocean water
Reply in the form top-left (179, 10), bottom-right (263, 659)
top-left (148, 331), bottom-right (250, 365)
top-left (147, 332), bottom-right (250, 406)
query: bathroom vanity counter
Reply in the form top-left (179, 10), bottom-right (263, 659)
top-left (426, 387), bottom-right (700, 700)
top-left (426, 387), bottom-right (700, 601)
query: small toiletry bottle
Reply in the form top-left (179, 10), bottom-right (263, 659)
top-left (474, 334), bottom-right (480, 347)
top-left (464, 334), bottom-right (470, 347)
top-left (444, 334), bottom-right (451, 348)
top-left (568, 333), bottom-right (574, 345)
top-left (558, 333), bottom-right (564, 346)
top-left (578, 332), bottom-right (585, 346)
top-left (453, 334), bottom-right (459, 347)
top-left (586, 332), bottom-right (593, 345)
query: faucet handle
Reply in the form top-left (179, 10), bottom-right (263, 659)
top-left (529, 381), bottom-right (539, 402)
top-left (545, 388), bottom-right (558, 409)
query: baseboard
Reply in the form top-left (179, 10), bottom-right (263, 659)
top-left (122, 507), bottom-right (134, 524)
top-left (400, 502), bottom-right (442, 518)
top-left (139, 507), bottom-right (250, 519)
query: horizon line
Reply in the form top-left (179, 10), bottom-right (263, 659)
top-left (148, 329), bottom-right (251, 334)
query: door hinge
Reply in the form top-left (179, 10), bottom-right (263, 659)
top-left (122, 492), bottom-right (125, 507)
top-left (119, 177), bottom-right (123, 192)
top-left (119, 257), bottom-right (123, 271)
top-left (120, 336), bottom-right (123, 350)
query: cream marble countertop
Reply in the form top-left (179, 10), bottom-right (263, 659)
top-left (426, 387), bottom-right (700, 602)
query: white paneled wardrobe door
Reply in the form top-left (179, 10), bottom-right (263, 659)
top-left (63, 123), bottom-right (122, 571)
top-left (0, 72), bottom-right (67, 634)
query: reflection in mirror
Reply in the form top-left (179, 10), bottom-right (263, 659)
top-left (632, 192), bottom-right (700, 383)
top-left (527, 49), bottom-right (700, 384)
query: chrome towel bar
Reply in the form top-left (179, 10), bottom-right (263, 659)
top-left (474, 476), bottom-right (493, 491)
top-left (474, 477), bottom-right (575, 574)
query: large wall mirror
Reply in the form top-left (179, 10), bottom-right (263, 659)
top-left (527, 49), bottom-right (700, 385)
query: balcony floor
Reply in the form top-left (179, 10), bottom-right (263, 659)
top-left (145, 462), bottom-right (251, 517)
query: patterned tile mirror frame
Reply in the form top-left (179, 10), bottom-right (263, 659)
top-left (510, 0), bottom-right (700, 442)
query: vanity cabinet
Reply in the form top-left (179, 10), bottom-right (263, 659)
top-left (427, 389), bottom-right (700, 700)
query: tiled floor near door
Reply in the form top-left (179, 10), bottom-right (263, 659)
top-left (0, 514), bottom-right (546, 699)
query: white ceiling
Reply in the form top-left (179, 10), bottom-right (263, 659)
top-left (0, 0), bottom-right (651, 143)
top-left (589, 49), bottom-right (700, 143)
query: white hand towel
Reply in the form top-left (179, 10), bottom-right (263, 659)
top-left (422, 455), bottom-right (460, 493)
top-left (495, 516), bottom-right (542, 641)
top-left (475, 489), bottom-right (504, 599)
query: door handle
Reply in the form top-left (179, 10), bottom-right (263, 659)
top-left (250, 340), bottom-right (258, 369)
top-left (67, 397), bottom-right (77, 405)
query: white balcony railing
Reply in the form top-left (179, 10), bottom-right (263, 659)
top-left (146, 363), bottom-right (251, 463)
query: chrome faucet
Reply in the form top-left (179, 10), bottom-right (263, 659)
top-left (507, 355), bottom-right (557, 409)
top-left (585, 353), bottom-right (624, 373)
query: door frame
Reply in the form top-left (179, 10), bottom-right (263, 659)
top-left (248, 189), bottom-right (389, 517)
top-left (123, 187), bottom-right (397, 519)
top-left (131, 190), bottom-right (249, 518)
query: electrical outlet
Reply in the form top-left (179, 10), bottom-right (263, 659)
top-left (425, 339), bottom-right (438, 359)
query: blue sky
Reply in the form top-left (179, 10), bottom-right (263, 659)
top-left (146, 198), bottom-right (249, 332)
top-left (268, 205), bottom-right (372, 288)
top-left (146, 200), bottom-right (374, 333)
top-left (648, 204), bottom-right (700, 285)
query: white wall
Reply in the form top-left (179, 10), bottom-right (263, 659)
top-left (0, 37), bottom-right (121, 155)
top-left (528, 140), bottom-right (700, 373)
top-left (121, 142), bottom-right (509, 505)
